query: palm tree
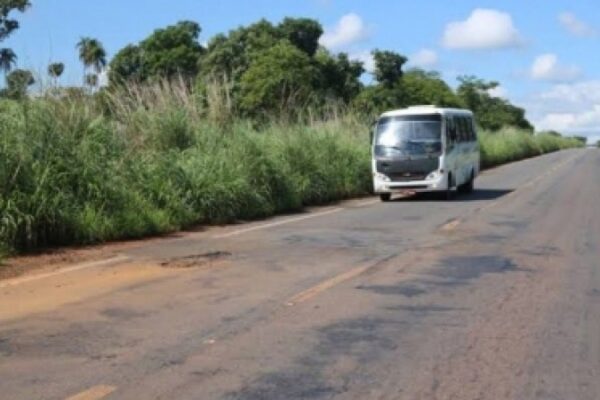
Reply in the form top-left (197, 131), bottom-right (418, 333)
top-left (76, 37), bottom-right (107, 89)
top-left (0, 48), bottom-right (17, 78)
top-left (5, 69), bottom-right (34, 99)
top-left (85, 73), bottom-right (98, 88)
top-left (47, 62), bottom-right (65, 86)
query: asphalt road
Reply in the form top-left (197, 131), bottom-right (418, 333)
top-left (1, 148), bottom-right (599, 400)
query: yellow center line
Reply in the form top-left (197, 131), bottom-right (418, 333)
top-left (285, 253), bottom-right (400, 306)
top-left (285, 264), bottom-right (374, 306)
top-left (64, 385), bottom-right (116, 400)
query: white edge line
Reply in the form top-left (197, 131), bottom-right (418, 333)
top-left (212, 207), bottom-right (344, 239)
top-left (0, 255), bottom-right (131, 288)
top-left (355, 199), bottom-right (381, 207)
top-left (0, 200), bottom-right (380, 286)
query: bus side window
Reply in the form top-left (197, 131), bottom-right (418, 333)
top-left (458, 117), bottom-right (467, 142)
top-left (468, 117), bottom-right (476, 141)
top-left (462, 117), bottom-right (470, 142)
top-left (446, 117), bottom-right (456, 148)
top-left (464, 117), bottom-right (471, 142)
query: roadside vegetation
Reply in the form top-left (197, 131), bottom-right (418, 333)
top-left (0, 2), bottom-right (584, 259)
top-left (479, 129), bottom-right (583, 168)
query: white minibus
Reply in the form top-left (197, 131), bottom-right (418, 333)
top-left (372, 106), bottom-right (480, 201)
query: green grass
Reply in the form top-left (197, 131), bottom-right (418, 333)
top-left (478, 128), bottom-right (583, 168)
top-left (0, 84), bottom-right (583, 260)
top-left (0, 91), bottom-right (370, 257)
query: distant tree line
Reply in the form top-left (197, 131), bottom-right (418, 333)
top-left (1, 4), bottom-right (534, 131)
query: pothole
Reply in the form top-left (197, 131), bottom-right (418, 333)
top-left (160, 251), bottom-right (232, 269)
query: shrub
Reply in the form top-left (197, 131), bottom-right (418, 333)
top-left (0, 84), bottom-right (582, 260)
top-left (0, 90), bottom-right (370, 257)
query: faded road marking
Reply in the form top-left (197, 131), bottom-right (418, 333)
top-left (212, 197), bottom-right (384, 239)
top-left (0, 255), bottom-right (131, 289)
top-left (212, 207), bottom-right (343, 239)
top-left (476, 152), bottom-right (580, 214)
top-left (355, 198), bottom-right (381, 207)
top-left (440, 218), bottom-right (461, 231)
top-left (65, 385), bottom-right (116, 400)
top-left (286, 255), bottom-right (397, 306)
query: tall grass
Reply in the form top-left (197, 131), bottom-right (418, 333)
top-left (0, 83), bottom-right (370, 257)
top-left (478, 128), bottom-right (583, 168)
top-left (0, 82), bottom-right (583, 259)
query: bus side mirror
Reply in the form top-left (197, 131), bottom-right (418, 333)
top-left (369, 120), bottom-right (377, 144)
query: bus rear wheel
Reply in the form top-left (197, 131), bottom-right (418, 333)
top-left (380, 193), bottom-right (392, 202)
top-left (443, 173), bottom-right (454, 200)
top-left (458, 172), bottom-right (475, 194)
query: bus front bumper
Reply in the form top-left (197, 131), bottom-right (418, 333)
top-left (373, 172), bottom-right (447, 194)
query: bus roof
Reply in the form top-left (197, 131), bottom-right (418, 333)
top-left (380, 106), bottom-right (473, 118)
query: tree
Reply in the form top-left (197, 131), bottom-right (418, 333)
top-left (372, 50), bottom-right (407, 87)
top-left (457, 75), bottom-right (533, 131)
top-left (2, 68), bottom-right (34, 99)
top-left (456, 75), bottom-right (498, 111)
top-left (352, 84), bottom-right (403, 116)
top-left (277, 17), bottom-right (323, 57)
top-left (400, 69), bottom-right (462, 108)
top-left (139, 20), bottom-right (203, 79)
top-left (0, 47), bottom-right (16, 76)
top-left (47, 62), bottom-right (64, 85)
top-left (0, 0), bottom-right (30, 79)
top-left (0, 0), bottom-right (30, 42)
top-left (239, 41), bottom-right (318, 117)
top-left (351, 51), bottom-right (412, 116)
top-left (109, 21), bottom-right (204, 85)
top-left (108, 44), bottom-right (143, 84)
top-left (315, 50), bottom-right (364, 103)
top-left (76, 37), bottom-right (107, 86)
top-left (540, 130), bottom-right (562, 137)
top-left (200, 19), bottom-right (279, 83)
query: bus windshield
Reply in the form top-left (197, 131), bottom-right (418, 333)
top-left (374, 116), bottom-right (442, 157)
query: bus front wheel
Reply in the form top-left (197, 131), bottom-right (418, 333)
top-left (444, 174), bottom-right (454, 200)
top-left (380, 193), bottom-right (392, 202)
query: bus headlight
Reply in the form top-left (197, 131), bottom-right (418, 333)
top-left (426, 170), bottom-right (443, 180)
top-left (374, 172), bottom-right (391, 182)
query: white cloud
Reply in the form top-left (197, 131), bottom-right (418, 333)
top-left (349, 51), bottom-right (374, 73)
top-left (409, 49), bottom-right (438, 68)
top-left (526, 80), bottom-right (600, 138)
top-left (488, 85), bottom-right (508, 98)
top-left (442, 9), bottom-right (523, 50)
top-left (537, 81), bottom-right (600, 105)
top-left (319, 13), bottom-right (370, 49)
top-left (558, 12), bottom-right (596, 37)
top-left (536, 107), bottom-right (600, 134)
top-left (530, 53), bottom-right (581, 82)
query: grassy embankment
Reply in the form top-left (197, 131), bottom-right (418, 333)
top-left (0, 83), bottom-right (583, 259)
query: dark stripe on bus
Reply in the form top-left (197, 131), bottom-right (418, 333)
top-left (379, 114), bottom-right (443, 123)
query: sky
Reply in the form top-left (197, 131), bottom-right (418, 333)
top-left (4, 0), bottom-right (600, 142)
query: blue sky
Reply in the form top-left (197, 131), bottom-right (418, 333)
top-left (5, 0), bottom-right (600, 140)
